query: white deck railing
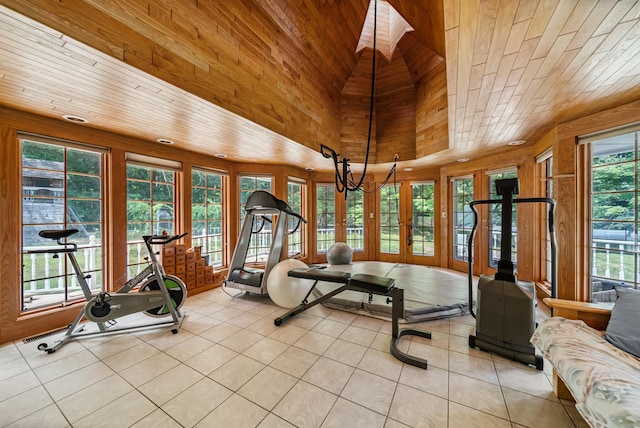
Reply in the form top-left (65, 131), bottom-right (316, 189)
top-left (25, 232), bottom-right (637, 297)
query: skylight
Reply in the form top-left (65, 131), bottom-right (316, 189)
top-left (355, 0), bottom-right (414, 62)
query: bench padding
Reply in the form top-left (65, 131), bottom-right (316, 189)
top-left (288, 268), bottom-right (351, 283)
top-left (349, 273), bottom-right (395, 294)
top-left (287, 268), bottom-right (395, 294)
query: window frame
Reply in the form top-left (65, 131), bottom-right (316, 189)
top-left (191, 167), bottom-right (227, 267)
top-left (315, 183), bottom-right (336, 254)
top-left (20, 135), bottom-right (106, 312)
top-left (585, 129), bottom-right (640, 300)
top-left (486, 168), bottom-right (518, 268)
top-left (125, 158), bottom-right (179, 276)
top-left (238, 174), bottom-right (273, 263)
top-left (411, 181), bottom-right (435, 257)
top-left (287, 178), bottom-right (306, 258)
top-left (379, 184), bottom-right (400, 255)
top-left (451, 176), bottom-right (474, 263)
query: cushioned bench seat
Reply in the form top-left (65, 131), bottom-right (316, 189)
top-left (532, 317), bottom-right (640, 427)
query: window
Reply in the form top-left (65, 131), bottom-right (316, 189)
top-left (346, 190), bottom-right (365, 252)
top-left (126, 162), bottom-right (176, 276)
top-left (21, 137), bottom-right (104, 311)
top-left (239, 175), bottom-right (272, 263)
top-left (452, 177), bottom-right (474, 262)
top-left (380, 185), bottom-right (400, 254)
top-left (412, 181), bottom-right (435, 256)
top-left (192, 168), bottom-right (226, 267)
top-left (287, 180), bottom-right (306, 257)
top-left (538, 152), bottom-right (554, 286)
top-left (488, 169), bottom-right (518, 268)
top-left (316, 184), bottom-right (335, 253)
top-left (588, 129), bottom-right (639, 301)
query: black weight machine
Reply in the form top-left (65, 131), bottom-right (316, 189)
top-left (274, 267), bottom-right (432, 369)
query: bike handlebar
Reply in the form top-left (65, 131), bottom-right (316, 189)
top-left (145, 232), bottom-right (188, 245)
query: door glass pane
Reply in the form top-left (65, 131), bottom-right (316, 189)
top-left (316, 184), bottom-right (335, 253)
top-left (346, 190), bottom-right (364, 252)
top-left (452, 177), bottom-right (474, 261)
top-left (380, 185), bottom-right (400, 254)
top-left (412, 182), bottom-right (434, 256)
top-left (488, 170), bottom-right (518, 268)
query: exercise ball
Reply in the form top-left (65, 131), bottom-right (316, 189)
top-left (266, 259), bottom-right (314, 308)
top-left (327, 242), bottom-right (353, 265)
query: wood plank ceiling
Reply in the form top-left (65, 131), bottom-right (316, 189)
top-left (0, 0), bottom-right (639, 172)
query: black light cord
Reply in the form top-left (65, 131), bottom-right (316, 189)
top-left (321, 0), bottom-right (389, 198)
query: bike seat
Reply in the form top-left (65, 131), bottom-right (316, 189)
top-left (39, 229), bottom-right (78, 240)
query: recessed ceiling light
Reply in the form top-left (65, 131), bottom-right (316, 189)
top-left (156, 138), bottom-right (174, 145)
top-left (508, 139), bottom-right (526, 146)
top-left (62, 114), bottom-right (89, 124)
top-left (457, 158), bottom-right (470, 162)
top-left (214, 153), bottom-right (228, 158)
top-left (305, 167), bottom-right (314, 171)
top-left (403, 167), bottom-right (414, 172)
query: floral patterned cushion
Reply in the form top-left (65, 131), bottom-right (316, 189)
top-left (531, 317), bottom-right (640, 427)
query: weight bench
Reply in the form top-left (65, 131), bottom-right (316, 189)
top-left (273, 267), bottom-right (431, 369)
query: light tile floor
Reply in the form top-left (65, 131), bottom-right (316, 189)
top-left (0, 286), bottom-right (589, 428)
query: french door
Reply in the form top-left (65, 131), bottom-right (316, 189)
top-left (378, 181), bottom-right (437, 265)
top-left (315, 183), bottom-right (369, 262)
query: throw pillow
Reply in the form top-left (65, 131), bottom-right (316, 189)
top-left (605, 286), bottom-right (640, 358)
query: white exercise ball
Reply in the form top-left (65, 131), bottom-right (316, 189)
top-left (327, 242), bottom-right (353, 265)
top-left (267, 259), bottom-right (314, 308)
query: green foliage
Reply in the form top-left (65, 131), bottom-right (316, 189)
top-left (127, 179), bottom-right (150, 200)
top-left (22, 140), bottom-right (63, 162)
top-left (67, 149), bottom-right (101, 175)
top-left (68, 174), bottom-right (101, 198)
top-left (592, 158), bottom-right (636, 230)
top-left (153, 183), bottom-right (174, 202)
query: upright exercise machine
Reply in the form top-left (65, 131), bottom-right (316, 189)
top-left (225, 191), bottom-right (306, 295)
top-left (467, 178), bottom-right (556, 370)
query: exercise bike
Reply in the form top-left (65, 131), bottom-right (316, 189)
top-left (33, 229), bottom-right (188, 353)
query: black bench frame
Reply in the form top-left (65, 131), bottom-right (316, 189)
top-left (274, 267), bottom-right (431, 369)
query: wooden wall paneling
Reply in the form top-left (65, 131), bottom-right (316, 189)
top-left (439, 167), bottom-right (449, 268)
top-left (375, 86), bottom-right (416, 163)
top-left (109, 148), bottom-right (128, 292)
top-left (1, 0), bottom-right (346, 162)
top-left (553, 175), bottom-right (577, 300)
top-left (515, 157), bottom-right (535, 281)
top-left (181, 163), bottom-right (193, 249)
top-left (341, 93), bottom-right (377, 164)
top-left (475, 170), bottom-right (491, 273)
top-left (532, 155), bottom-right (545, 290)
top-left (415, 63), bottom-right (449, 158)
top-left (0, 125), bottom-right (19, 343)
top-left (576, 143), bottom-right (591, 303)
top-left (389, 0), bottom-right (446, 59)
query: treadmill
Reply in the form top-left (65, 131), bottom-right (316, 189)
top-left (225, 191), bottom-right (306, 295)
